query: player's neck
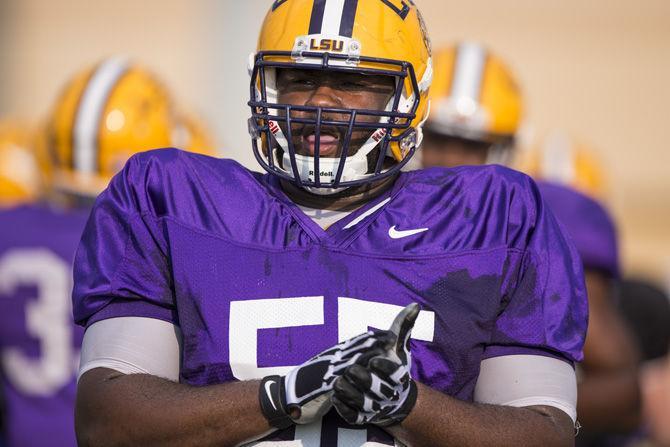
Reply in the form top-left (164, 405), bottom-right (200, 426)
top-left (280, 174), bottom-right (398, 212)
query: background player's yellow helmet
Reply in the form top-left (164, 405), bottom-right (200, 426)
top-left (0, 121), bottom-right (41, 208)
top-left (426, 42), bottom-right (522, 154)
top-left (42, 57), bottom-right (215, 197)
top-left (248, 0), bottom-right (433, 191)
top-left (516, 131), bottom-right (607, 198)
top-left (172, 112), bottom-right (218, 156)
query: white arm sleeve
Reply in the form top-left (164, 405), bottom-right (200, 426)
top-left (474, 355), bottom-right (578, 423)
top-left (78, 317), bottom-right (182, 382)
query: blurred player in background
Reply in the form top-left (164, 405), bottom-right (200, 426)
top-left (422, 42), bottom-right (523, 168)
top-left (618, 278), bottom-right (670, 363)
top-left (536, 182), bottom-right (641, 444)
top-left (172, 111), bottom-right (217, 156)
top-left (424, 45), bottom-right (641, 440)
top-left (618, 273), bottom-right (670, 446)
top-left (0, 57), bottom-right (216, 447)
top-left (527, 137), bottom-right (670, 446)
top-left (523, 140), bottom-right (642, 441)
top-left (0, 120), bottom-right (43, 447)
top-left (642, 354), bottom-right (670, 446)
top-left (73, 2), bottom-right (586, 446)
top-left (515, 132), bottom-right (607, 199)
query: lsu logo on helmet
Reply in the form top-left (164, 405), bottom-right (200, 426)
top-left (309, 38), bottom-right (345, 52)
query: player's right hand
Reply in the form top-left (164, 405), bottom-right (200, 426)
top-left (259, 331), bottom-right (392, 428)
top-left (331, 303), bottom-right (420, 426)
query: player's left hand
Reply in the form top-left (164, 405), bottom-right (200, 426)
top-left (259, 329), bottom-right (393, 429)
top-left (331, 303), bottom-right (420, 426)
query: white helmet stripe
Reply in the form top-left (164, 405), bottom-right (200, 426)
top-left (450, 42), bottom-right (487, 102)
top-left (321, 0), bottom-right (346, 36)
top-left (73, 57), bottom-right (130, 174)
top-left (309, 0), bottom-right (358, 37)
top-left (541, 132), bottom-right (577, 184)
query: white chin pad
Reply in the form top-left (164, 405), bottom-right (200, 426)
top-left (282, 151), bottom-right (369, 194)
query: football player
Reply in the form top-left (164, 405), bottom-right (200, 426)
top-left (73, 2), bottom-right (586, 446)
top-left (421, 42), bottom-right (522, 169)
top-left (619, 278), bottom-right (670, 363)
top-left (0, 120), bottom-right (42, 447)
top-left (642, 354), bottom-right (670, 446)
top-left (0, 58), bottom-right (216, 447)
top-left (171, 111), bottom-right (218, 159)
top-left (516, 131), bottom-right (607, 199)
top-left (536, 182), bottom-right (641, 442)
top-left (520, 139), bottom-right (641, 439)
top-left (426, 40), bottom-right (640, 439)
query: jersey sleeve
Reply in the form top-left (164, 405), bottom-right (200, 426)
top-left (72, 153), bottom-right (177, 328)
top-left (485, 176), bottom-right (588, 363)
top-left (474, 355), bottom-right (578, 422)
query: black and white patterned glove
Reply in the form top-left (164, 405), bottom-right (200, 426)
top-left (259, 331), bottom-right (393, 428)
top-left (332, 302), bottom-right (420, 426)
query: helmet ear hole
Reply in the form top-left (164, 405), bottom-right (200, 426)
top-left (365, 146), bottom-right (386, 175)
top-left (274, 146), bottom-right (285, 169)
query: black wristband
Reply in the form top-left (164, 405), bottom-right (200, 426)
top-left (259, 375), bottom-right (293, 429)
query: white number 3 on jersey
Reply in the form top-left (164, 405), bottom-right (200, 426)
top-left (0, 249), bottom-right (78, 396)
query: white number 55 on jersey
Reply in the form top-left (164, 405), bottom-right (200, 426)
top-left (229, 296), bottom-right (435, 380)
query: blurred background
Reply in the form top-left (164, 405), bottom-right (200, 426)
top-left (1, 0), bottom-right (668, 287)
top-left (1, 1), bottom-right (670, 446)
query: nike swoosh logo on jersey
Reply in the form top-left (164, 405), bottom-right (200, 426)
top-left (388, 225), bottom-right (429, 239)
top-left (265, 380), bottom-right (277, 410)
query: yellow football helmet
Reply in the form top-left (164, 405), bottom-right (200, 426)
top-left (426, 42), bottom-right (522, 161)
top-left (43, 57), bottom-right (179, 197)
top-left (172, 112), bottom-right (218, 157)
top-left (516, 131), bottom-right (607, 198)
top-left (248, 0), bottom-right (432, 192)
top-left (0, 121), bottom-right (41, 208)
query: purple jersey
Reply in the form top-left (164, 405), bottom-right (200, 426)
top-left (73, 149), bottom-right (587, 445)
top-left (0, 204), bottom-right (88, 447)
top-left (537, 181), bottom-right (619, 278)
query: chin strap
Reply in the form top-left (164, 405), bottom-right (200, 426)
top-left (272, 120), bottom-right (385, 189)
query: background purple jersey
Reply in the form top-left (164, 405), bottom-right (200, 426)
top-left (73, 149), bottom-right (587, 446)
top-left (0, 204), bottom-right (88, 447)
top-left (537, 181), bottom-right (619, 278)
